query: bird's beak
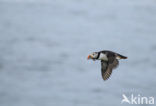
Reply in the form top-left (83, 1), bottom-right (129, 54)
top-left (87, 55), bottom-right (92, 60)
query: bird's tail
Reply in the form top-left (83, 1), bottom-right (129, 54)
top-left (117, 54), bottom-right (127, 59)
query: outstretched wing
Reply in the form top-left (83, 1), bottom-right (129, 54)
top-left (101, 59), bottom-right (119, 80)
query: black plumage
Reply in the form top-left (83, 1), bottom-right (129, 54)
top-left (88, 50), bottom-right (127, 81)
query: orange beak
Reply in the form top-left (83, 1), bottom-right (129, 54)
top-left (87, 55), bottom-right (91, 60)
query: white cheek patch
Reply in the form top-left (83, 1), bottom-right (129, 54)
top-left (99, 53), bottom-right (108, 61)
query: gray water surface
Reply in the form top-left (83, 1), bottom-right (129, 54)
top-left (0, 0), bottom-right (156, 106)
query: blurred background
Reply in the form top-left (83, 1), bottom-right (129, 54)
top-left (0, 0), bottom-right (156, 106)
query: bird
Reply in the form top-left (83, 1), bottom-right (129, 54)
top-left (87, 50), bottom-right (127, 81)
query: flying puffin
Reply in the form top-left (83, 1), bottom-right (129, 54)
top-left (87, 50), bottom-right (127, 81)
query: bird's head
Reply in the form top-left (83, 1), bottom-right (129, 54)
top-left (87, 52), bottom-right (98, 61)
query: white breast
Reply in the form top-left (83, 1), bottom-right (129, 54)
top-left (98, 53), bottom-right (108, 61)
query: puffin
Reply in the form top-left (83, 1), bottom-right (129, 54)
top-left (87, 50), bottom-right (127, 81)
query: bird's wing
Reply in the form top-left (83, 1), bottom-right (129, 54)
top-left (101, 58), bottom-right (119, 80)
